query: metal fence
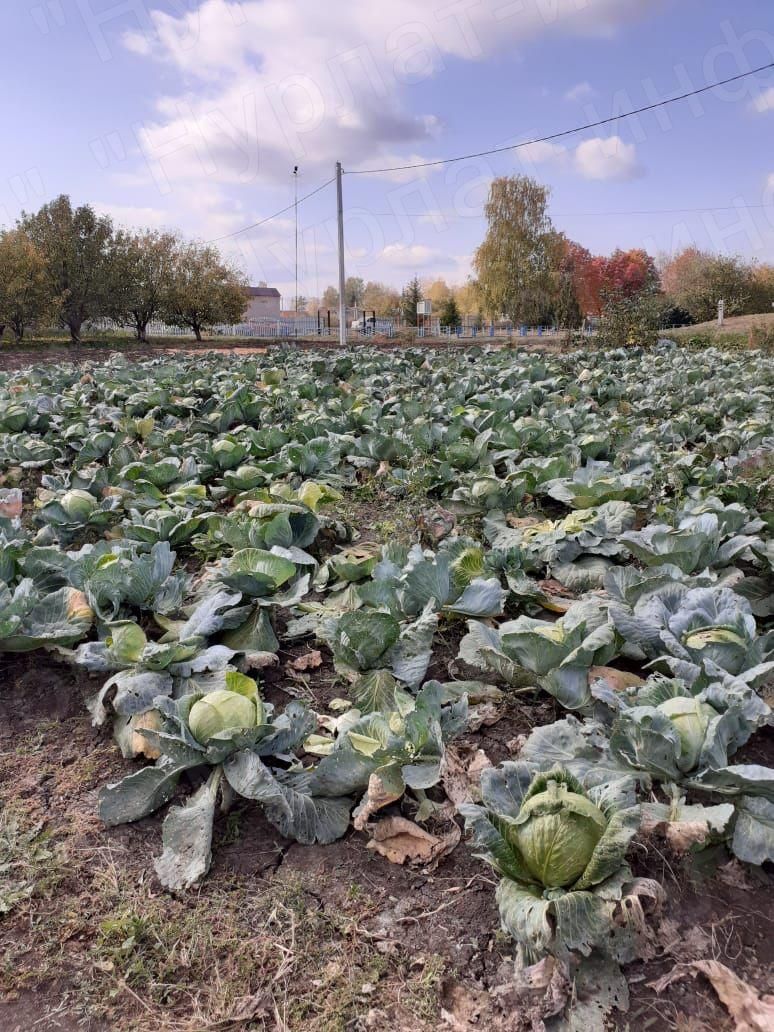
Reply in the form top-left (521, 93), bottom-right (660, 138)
top-left (417, 320), bottom-right (596, 339)
top-left (86, 316), bottom-right (596, 342)
top-left (89, 317), bottom-right (395, 339)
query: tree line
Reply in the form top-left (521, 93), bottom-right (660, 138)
top-left (299, 277), bottom-right (465, 330)
top-left (0, 195), bottom-right (248, 343)
top-left (3, 185), bottom-right (772, 345)
top-left (471, 176), bottom-right (773, 338)
top-left (311, 176), bottom-right (773, 338)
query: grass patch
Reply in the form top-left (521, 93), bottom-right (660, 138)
top-left (0, 807), bottom-right (64, 917)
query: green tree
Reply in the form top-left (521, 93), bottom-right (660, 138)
top-left (344, 276), bottom-right (365, 307)
top-left (474, 176), bottom-right (561, 324)
top-left (554, 269), bottom-right (583, 330)
top-left (401, 276), bottom-right (422, 327)
top-left (597, 288), bottom-right (662, 348)
top-left (18, 194), bottom-right (114, 343)
top-left (746, 263), bottom-right (774, 315)
top-left (322, 285), bottom-right (339, 310)
top-left (661, 248), bottom-right (753, 323)
top-left (0, 229), bottom-right (52, 341)
top-left (162, 242), bottom-right (248, 341)
top-left (439, 295), bottom-right (461, 330)
top-left (106, 229), bottom-right (178, 342)
top-left (362, 280), bottom-right (401, 317)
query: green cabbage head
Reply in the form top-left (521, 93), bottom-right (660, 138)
top-left (60, 489), bottom-right (98, 520)
top-left (657, 696), bottom-right (719, 773)
top-left (188, 675), bottom-right (264, 744)
top-left (462, 765), bottom-right (643, 961)
top-left (510, 778), bottom-right (607, 888)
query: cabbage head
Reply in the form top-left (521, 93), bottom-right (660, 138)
top-left (60, 489), bottom-right (98, 520)
top-left (462, 764), bottom-right (645, 962)
top-left (511, 778), bottom-right (607, 888)
top-left (188, 677), bottom-right (264, 744)
top-left (657, 696), bottom-right (719, 773)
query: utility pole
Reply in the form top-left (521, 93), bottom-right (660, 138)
top-left (293, 165), bottom-right (299, 342)
top-left (336, 161), bottom-right (346, 347)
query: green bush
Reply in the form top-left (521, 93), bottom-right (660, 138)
top-left (597, 289), bottom-right (662, 348)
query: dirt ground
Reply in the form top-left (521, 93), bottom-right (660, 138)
top-left (0, 336), bottom-right (571, 372)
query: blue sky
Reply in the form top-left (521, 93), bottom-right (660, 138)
top-left (2, 0), bottom-right (773, 301)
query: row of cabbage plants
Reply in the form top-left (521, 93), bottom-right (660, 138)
top-left (0, 342), bottom-right (772, 1019)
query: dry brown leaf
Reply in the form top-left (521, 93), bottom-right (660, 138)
top-left (441, 745), bottom-right (493, 808)
top-left (0, 488), bottom-right (22, 519)
top-left (130, 712), bottom-right (163, 761)
top-left (589, 666), bottom-right (645, 693)
top-left (492, 955), bottom-right (572, 1026)
top-left (716, 860), bottom-right (757, 892)
top-left (353, 771), bottom-right (404, 831)
top-left (290, 650), bottom-right (322, 672)
top-left (536, 580), bottom-right (575, 613)
top-left (243, 651), bottom-right (279, 671)
top-left (417, 507), bottom-right (456, 542)
top-left (693, 960), bottom-right (774, 1032)
top-left (208, 990), bottom-right (272, 1026)
top-left (468, 749), bottom-right (493, 782)
top-left (367, 816), bottom-right (460, 867)
top-left (649, 964), bottom-right (690, 994)
top-left (466, 702), bottom-right (503, 731)
top-left (506, 515), bottom-right (541, 530)
top-left (658, 920), bottom-right (711, 962)
top-left (641, 811), bottom-right (712, 852)
top-left (367, 817), bottom-right (438, 864)
top-left (440, 982), bottom-right (487, 1029)
top-left (539, 578), bottom-right (575, 597)
top-left (651, 960), bottom-right (774, 1032)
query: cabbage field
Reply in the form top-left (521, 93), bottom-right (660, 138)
top-left (1, 341), bottom-right (773, 1031)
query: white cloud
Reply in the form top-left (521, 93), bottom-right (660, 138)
top-left (751, 87), bottom-right (774, 114)
top-left (767, 173), bottom-right (774, 191)
top-left (110, 0), bottom-right (660, 285)
top-left (574, 135), bottom-right (642, 181)
top-left (518, 140), bottom-right (567, 165)
top-left (121, 0), bottom-right (659, 193)
top-left (564, 81), bottom-right (595, 102)
top-left (93, 202), bottom-right (172, 229)
top-left (380, 243), bottom-right (443, 269)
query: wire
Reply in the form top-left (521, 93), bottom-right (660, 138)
top-left (345, 62), bottom-right (774, 175)
top-left (204, 62), bottom-right (774, 242)
top-left (205, 176), bottom-right (336, 243)
top-left (356, 203), bottom-right (774, 219)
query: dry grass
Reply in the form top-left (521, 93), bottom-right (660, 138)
top-left (669, 312), bottom-right (774, 336)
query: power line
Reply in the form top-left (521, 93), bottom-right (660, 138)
top-left (205, 176), bottom-right (336, 244)
top-left (345, 62), bottom-right (774, 175)
top-left (357, 203), bottom-right (774, 219)
top-left (203, 62), bottom-right (774, 247)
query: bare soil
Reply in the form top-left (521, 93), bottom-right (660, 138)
top-left (2, 641), bottom-right (773, 1032)
top-left (0, 336), bottom-right (571, 373)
